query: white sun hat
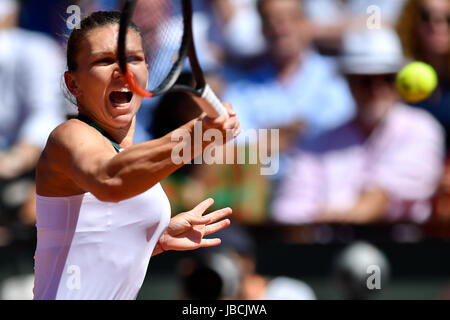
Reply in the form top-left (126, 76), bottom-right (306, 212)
top-left (339, 27), bottom-right (406, 75)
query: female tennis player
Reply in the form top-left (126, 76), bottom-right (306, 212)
top-left (32, 11), bottom-right (240, 300)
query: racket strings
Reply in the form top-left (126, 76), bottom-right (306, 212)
top-left (132, 1), bottom-right (185, 92)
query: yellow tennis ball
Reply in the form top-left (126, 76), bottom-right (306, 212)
top-left (396, 61), bottom-right (438, 103)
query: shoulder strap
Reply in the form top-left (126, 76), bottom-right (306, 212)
top-left (77, 114), bottom-right (122, 152)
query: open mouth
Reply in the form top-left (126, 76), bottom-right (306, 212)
top-left (109, 90), bottom-right (133, 106)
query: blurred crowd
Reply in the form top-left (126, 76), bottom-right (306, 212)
top-left (0, 0), bottom-right (450, 301)
top-left (1, 0), bottom-right (450, 241)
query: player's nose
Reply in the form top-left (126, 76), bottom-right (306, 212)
top-left (112, 66), bottom-right (125, 80)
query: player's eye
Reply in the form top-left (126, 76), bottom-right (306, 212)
top-left (93, 57), bottom-right (116, 65)
top-left (126, 55), bottom-right (144, 63)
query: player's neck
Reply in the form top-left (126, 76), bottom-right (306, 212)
top-left (78, 113), bottom-right (136, 149)
top-left (111, 117), bottom-right (136, 149)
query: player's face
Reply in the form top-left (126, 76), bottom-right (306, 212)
top-left (259, 0), bottom-right (307, 62)
top-left (70, 25), bottom-right (148, 129)
top-left (417, 0), bottom-right (450, 55)
top-left (347, 74), bottom-right (398, 127)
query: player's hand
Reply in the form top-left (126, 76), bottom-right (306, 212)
top-left (158, 198), bottom-right (232, 252)
top-left (200, 102), bottom-right (241, 144)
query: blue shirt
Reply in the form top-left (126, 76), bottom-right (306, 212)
top-left (222, 51), bottom-right (356, 139)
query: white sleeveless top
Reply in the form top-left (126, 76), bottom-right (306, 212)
top-left (33, 183), bottom-right (171, 300)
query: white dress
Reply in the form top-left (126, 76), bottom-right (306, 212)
top-left (33, 183), bottom-right (171, 300)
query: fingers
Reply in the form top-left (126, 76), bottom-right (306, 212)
top-left (204, 218), bottom-right (231, 236)
top-left (202, 102), bottom-right (238, 125)
top-left (222, 103), bottom-right (241, 138)
top-left (203, 207), bottom-right (232, 224)
top-left (203, 113), bottom-right (229, 128)
top-left (200, 238), bottom-right (222, 248)
top-left (223, 102), bottom-right (236, 117)
top-left (228, 119), bottom-right (241, 138)
top-left (186, 214), bottom-right (211, 226)
top-left (223, 116), bottom-right (240, 131)
top-left (190, 198), bottom-right (215, 217)
top-left (200, 102), bottom-right (241, 143)
top-left (203, 103), bottom-right (235, 123)
top-left (187, 200), bottom-right (233, 227)
top-left (184, 206), bottom-right (232, 232)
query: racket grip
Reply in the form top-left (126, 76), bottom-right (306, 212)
top-left (201, 84), bottom-right (229, 119)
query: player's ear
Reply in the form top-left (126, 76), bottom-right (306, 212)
top-left (64, 71), bottom-right (82, 96)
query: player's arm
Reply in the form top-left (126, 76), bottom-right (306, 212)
top-left (44, 106), bottom-right (239, 202)
top-left (44, 118), bottom-right (194, 202)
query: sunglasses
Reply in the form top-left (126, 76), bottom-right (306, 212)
top-left (419, 7), bottom-right (450, 25)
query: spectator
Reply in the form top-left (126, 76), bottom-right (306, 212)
top-left (222, 0), bottom-right (355, 153)
top-left (18, 0), bottom-right (69, 42)
top-left (0, 0), bottom-right (66, 227)
top-left (396, 0), bottom-right (450, 221)
top-left (19, 1), bottom-right (123, 47)
top-left (303, 0), bottom-right (408, 54)
top-left (209, 0), bottom-right (266, 59)
top-left (271, 28), bottom-right (445, 225)
top-left (396, 0), bottom-right (450, 149)
top-left (76, 0), bottom-right (121, 13)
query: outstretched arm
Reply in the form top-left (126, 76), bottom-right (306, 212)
top-left (39, 102), bottom-right (240, 201)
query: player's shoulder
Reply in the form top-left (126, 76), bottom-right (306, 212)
top-left (47, 119), bottom-right (103, 152)
top-left (50, 118), bottom-right (92, 138)
top-left (40, 119), bottom-right (113, 175)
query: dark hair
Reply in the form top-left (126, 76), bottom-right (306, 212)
top-left (66, 11), bottom-right (142, 72)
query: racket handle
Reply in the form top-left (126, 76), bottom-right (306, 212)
top-left (201, 84), bottom-right (229, 119)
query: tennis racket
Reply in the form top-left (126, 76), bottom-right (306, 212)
top-left (118, 0), bottom-right (228, 119)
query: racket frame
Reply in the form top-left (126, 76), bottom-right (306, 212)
top-left (118, 0), bottom-right (228, 117)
